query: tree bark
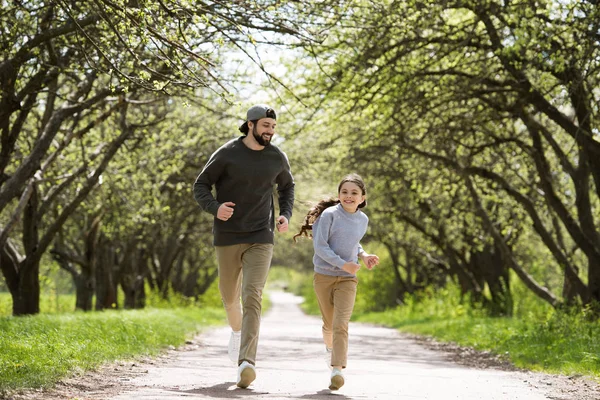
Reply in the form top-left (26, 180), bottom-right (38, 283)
top-left (95, 238), bottom-right (118, 310)
top-left (470, 245), bottom-right (513, 316)
top-left (120, 244), bottom-right (147, 310)
top-left (465, 175), bottom-right (560, 308)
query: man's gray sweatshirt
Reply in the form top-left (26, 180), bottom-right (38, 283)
top-left (312, 204), bottom-right (368, 277)
top-left (193, 136), bottom-right (295, 246)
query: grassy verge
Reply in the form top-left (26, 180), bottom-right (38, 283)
top-left (297, 276), bottom-right (600, 379)
top-left (0, 275), bottom-right (286, 394)
top-left (0, 306), bottom-right (225, 392)
top-left (355, 304), bottom-right (600, 378)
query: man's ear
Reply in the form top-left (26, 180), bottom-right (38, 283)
top-left (247, 121), bottom-right (253, 131)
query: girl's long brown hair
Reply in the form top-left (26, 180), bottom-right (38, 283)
top-left (293, 173), bottom-right (367, 242)
top-left (293, 198), bottom-right (340, 242)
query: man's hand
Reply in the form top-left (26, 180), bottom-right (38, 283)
top-left (276, 215), bottom-right (288, 232)
top-left (217, 202), bottom-right (235, 221)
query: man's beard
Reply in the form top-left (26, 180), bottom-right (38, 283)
top-left (252, 124), bottom-right (271, 147)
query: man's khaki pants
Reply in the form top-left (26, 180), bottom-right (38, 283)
top-left (313, 273), bottom-right (358, 369)
top-left (216, 243), bottom-right (273, 366)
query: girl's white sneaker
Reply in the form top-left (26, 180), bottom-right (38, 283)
top-left (329, 368), bottom-right (344, 390)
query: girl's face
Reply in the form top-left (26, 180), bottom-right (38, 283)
top-left (338, 182), bottom-right (365, 213)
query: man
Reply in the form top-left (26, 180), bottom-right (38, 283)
top-left (193, 104), bottom-right (295, 388)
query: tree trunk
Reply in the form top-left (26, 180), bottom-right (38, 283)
top-left (589, 260), bottom-right (600, 312)
top-left (563, 265), bottom-right (579, 306)
top-left (51, 212), bottom-right (101, 312)
top-left (95, 240), bottom-right (117, 310)
top-left (0, 240), bottom-right (20, 302)
top-left (12, 183), bottom-right (41, 316)
top-left (0, 241), bottom-right (40, 316)
top-left (121, 247), bottom-right (147, 309)
top-left (465, 174), bottom-right (560, 308)
top-left (13, 258), bottom-right (40, 315)
top-left (149, 235), bottom-right (181, 299)
top-left (122, 274), bottom-right (146, 309)
top-left (471, 245), bottom-right (513, 316)
top-left (51, 249), bottom-right (93, 312)
top-left (73, 271), bottom-right (94, 311)
top-left (384, 242), bottom-right (410, 303)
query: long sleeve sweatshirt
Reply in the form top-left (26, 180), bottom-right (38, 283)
top-left (312, 204), bottom-right (368, 277)
top-left (193, 136), bottom-right (295, 246)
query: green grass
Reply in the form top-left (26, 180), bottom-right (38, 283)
top-left (0, 276), bottom-right (284, 394)
top-left (298, 278), bottom-right (600, 379)
top-left (356, 307), bottom-right (600, 377)
top-left (0, 292), bottom-right (78, 316)
top-left (0, 306), bottom-right (225, 392)
top-left (0, 280), bottom-right (226, 393)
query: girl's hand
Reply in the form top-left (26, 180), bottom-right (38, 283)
top-left (362, 254), bottom-right (379, 270)
top-left (341, 262), bottom-right (361, 275)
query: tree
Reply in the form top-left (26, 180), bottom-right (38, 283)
top-left (294, 0), bottom-right (600, 310)
top-left (0, 0), bottom-right (318, 315)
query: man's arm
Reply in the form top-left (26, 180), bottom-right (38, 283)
top-left (276, 151), bottom-right (295, 221)
top-left (193, 151), bottom-right (224, 216)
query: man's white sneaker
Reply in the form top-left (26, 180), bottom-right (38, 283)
top-left (324, 347), bottom-right (332, 370)
top-left (236, 361), bottom-right (256, 388)
top-left (228, 330), bottom-right (241, 364)
top-left (329, 368), bottom-right (344, 391)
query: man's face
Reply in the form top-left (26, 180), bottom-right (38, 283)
top-left (250, 118), bottom-right (276, 147)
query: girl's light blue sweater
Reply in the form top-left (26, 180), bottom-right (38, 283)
top-left (312, 204), bottom-right (369, 277)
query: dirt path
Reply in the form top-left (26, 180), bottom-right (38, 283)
top-left (10, 291), bottom-right (600, 400)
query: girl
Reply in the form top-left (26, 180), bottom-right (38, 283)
top-left (294, 173), bottom-right (379, 391)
